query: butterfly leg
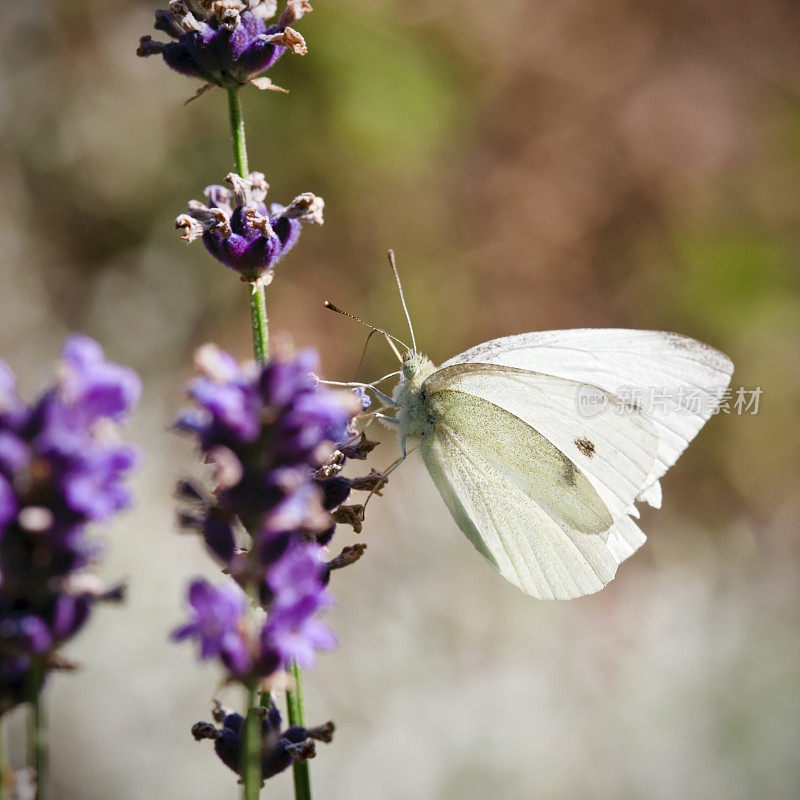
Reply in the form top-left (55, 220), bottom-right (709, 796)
top-left (362, 451), bottom-right (409, 512)
top-left (369, 388), bottom-right (397, 407)
top-left (314, 374), bottom-right (401, 409)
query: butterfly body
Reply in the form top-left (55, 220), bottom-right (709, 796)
top-left (392, 353), bottom-right (437, 445)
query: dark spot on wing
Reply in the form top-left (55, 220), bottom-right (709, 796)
top-left (575, 437), bottom-right (595, 458)
top-left (665, 331), bottom-right (694, 351)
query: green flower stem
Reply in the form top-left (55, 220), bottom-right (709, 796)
top-left (249, 287), bottom-right (269, 364)
top-left (28, 665), bottom-right (47, 800)
top-left (286, 662), bottom-right (312, 800)
top-left (227, 87), bottom-right (270, 366)
top-left (229, 85), bottom-right (267, 800)
top-left (242, 683), bottom-right (262, 800)
top-left (227, 88), bottom-right (249, 177)
top-left (227, 86), bottom-right (313, 800)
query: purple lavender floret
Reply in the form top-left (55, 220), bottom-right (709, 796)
top-left (176, 172), bottom-right (324, 284)
top-left (174, 345), bottom-right (373, 680)
top-left (261, 541), bottom-right (336, 668)
top-left (137, 1), bottom-right (313, 91)
top-left (178, 345), bottom-right (261, 448)
top-left (0, 337), bottom-right (140, 715)
top-left (172, 552), bottom-right (333, 678)
top-left (172, 579), bottom-right (259, 676)
top-left (192, 700), bottom-right (334, 780)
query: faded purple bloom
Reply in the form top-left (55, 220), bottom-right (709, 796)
top-left (173, 579), bottom-right (253, 676)
top-left (0, 364), bottom-right (27, 429)
top-left (0, 337), bottom-right (139, 715)
top-left (137, 1), bottom-right (313, 92)
top-left (176, 172), bottom-right (323, 284)
top-left (192, 700), bottom-right (334, 780)
top-left (262, 599), bottom-right (336, 670)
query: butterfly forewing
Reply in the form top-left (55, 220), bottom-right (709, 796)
top-left (439, 329), bottom-right (734, 500)
top-left (423, 364), bottom-right (659, 520)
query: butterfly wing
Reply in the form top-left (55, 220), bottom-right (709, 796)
top-left (439, 329), bottom-right (733, 505)
top-left (424, 364), bottom-right (657, 520)
top-left (419, 388), bottom-right (645, 599)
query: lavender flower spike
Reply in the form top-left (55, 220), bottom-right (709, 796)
top-left (0, 336), bottom-right (140, 715)
top-left (137, 1), bottom-right (314, 93)
top-left (174, 345), bottom-right (374, 682)
top-left (176, 172), bottom-right (324, 284)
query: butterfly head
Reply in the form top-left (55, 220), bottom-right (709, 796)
top-left (402, 354), bottom-right (420, 380)
top-left (400, 352), bottom-right (435, 387)
top-left (394, 351), bottom-right (436, 405)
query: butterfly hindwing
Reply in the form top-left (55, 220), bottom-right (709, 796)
top-left (420, 389), bottom-right (643, 599)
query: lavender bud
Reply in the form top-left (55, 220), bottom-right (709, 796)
top-left (137, 0), bottom-right (313, 91)
top-left (191, 700), bottom-right (334, 781)
top-left (176, 174), bottom-right (323, 284)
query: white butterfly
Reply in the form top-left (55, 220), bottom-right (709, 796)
top-left (327, 258), bottom-right (734, 600)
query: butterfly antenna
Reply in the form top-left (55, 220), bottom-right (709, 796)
top-left (324, 301), bottom-right (406, 363)
top-left (355, 329), bottom-right (381, 379)
top-left (387, 250), bottom-right (417, 354)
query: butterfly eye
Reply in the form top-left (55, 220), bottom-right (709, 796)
top-left (402, 360), bottom-right (418, 379)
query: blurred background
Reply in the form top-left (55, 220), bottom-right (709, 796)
top-left (2, 0), bottom-right (800, 797)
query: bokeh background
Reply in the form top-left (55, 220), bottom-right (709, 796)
top-left (2, 0), bottom-right (800, 798)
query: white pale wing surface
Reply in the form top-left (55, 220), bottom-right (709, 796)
top-left (423, 363), bottom-right (659, 521)
top-left (439, 329), bottom-right (734, 503)
top-left (419, 389), bottom-right (642, 599)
